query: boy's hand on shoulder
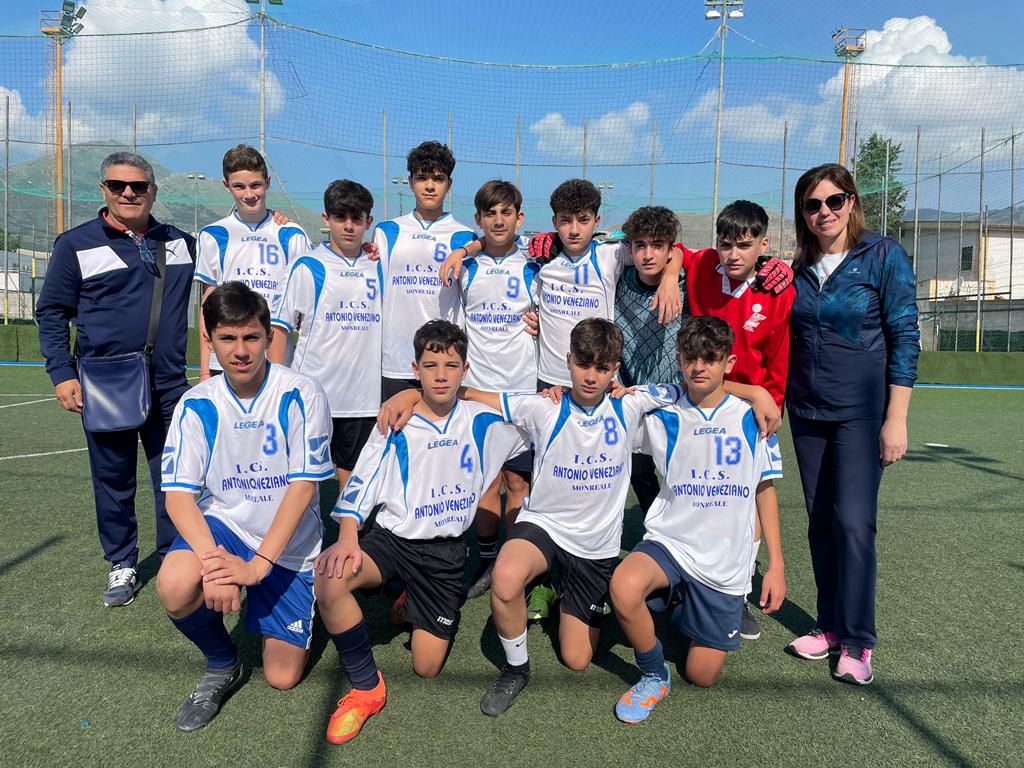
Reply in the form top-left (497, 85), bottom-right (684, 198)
top-left (528, 232), bottom-right (561, 263)
top-left (758, 564), bottom-right (785, 614)
top-left (204, 581), bottom-right (242, 614)
top-left (376, 388), bottom-right (422, 434)
top-left (439, 247), bottom-right (466, 286)
top-left (608, 381), bottom-right (635, 399)
top-left (650, 277), bottom-right (682, 324)
top-left (315, 529), bottom-right (363, 578)
top-left (752, 256), bottom-right (793, 295)
top-left (521, 307), bottom-right (539, 338)
top-left (750, 389), bottom-right (782, 437)
top-left (271, 209), bottom-right (291, 226)
top-left (538, 385), bottom-right (568, 403)
top-left (361, 241), bottom-right (380, 261)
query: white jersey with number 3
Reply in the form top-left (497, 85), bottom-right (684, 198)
top-left (161, 364), bottom-right (333, 571)
top-left (333, 400), bottom-right (526, 540)
top-left (536, 240), bottom-right (631, 385)
top-left (639, 393), bottom-right (783, 595)
top-left (460, 245), bottom-right (540, 391)
top-left (271, 244), bottom-right (383, 416)
top-left (373, 212), bottom-right (474, 378)
top-left (195, 211), bottom-right (312, 370)
top-left (500, 384), bottom-right (682, 559)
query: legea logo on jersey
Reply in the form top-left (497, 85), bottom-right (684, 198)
top-left (426, 438), bottom-right (459, 450)
top-left (743, 303), bottom-right (768, 332)
top-left (411, 233), bottom-right (436, 241)
top-left (308, 435), bottom-right (330, 465)
top-left (341, 475), bottom-right (363, 504)
top-left (485, 267), bottom-right (511, 276)
top-left (338, 270), bottom-right (365, 278)
top-left (234, 419), bottom-right (266, 430)
top-left (240, 235), bottom-right (268, 243)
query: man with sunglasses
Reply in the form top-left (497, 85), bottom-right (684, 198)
top-left (37, 151), bottom-right (197, 608)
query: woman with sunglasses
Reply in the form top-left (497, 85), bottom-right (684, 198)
top-left (784, 163), bottom-right (919, 685)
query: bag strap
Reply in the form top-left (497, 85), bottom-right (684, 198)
top-left (144, 241), bottom-right (166, 357)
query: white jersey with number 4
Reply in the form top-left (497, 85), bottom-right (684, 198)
top-left (161, 363), bottom-right (333, 571)
top-left (333, 400), bottom-right (527, 540)
top-left (195, 211), bottom-right (312, 370)
top-left (500, 384), bottom-right (682, 559)
top-left (640, 393), bottom-right (783, 595)
top-left (271, 243), bottom-right (384, 416)
top-left (373, 212), bottom-right (474, 378)
top-left (536, 240), bottom-right (632, 385)
top-left (460, 245), bottom-right (540, 391)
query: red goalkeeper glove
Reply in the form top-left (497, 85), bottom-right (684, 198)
top-left (528, 232), bottom-right (562, 263)
top-left (753, 256), bottom-right (793, 295)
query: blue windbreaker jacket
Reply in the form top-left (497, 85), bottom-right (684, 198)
top-left (786, 231), bottom-right (919, 421)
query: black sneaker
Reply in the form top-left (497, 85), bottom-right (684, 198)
top-left (480, 662), bottom-right (530, 716)
top-left (175, 660), bottom-right (245, 732)
top-left (466, 560), bottom-right (495, 600)
top-left (740, 604), bottom-right (761, 641)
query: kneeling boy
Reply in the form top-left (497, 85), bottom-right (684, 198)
top-left (315, 320), bottom-right (525, 745)
top-left (610, 315), bottom-right (785, 724)
top-left (157, 282), bottom-right (333, 731)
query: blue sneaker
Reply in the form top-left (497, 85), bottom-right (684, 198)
top-left (614, 665), bottom-right (671, 724)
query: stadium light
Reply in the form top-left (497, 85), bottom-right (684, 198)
top-left (186, 172), bottom-right (206, 236)
top-left (704, 0), bottom-right (744, 238)
top-left (833, 27), bottom-right (866, 166)
top-left (392, 176), bottom-right (408, 215)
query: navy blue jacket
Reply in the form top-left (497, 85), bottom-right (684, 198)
top-left (786, 231), bottom-right (919, 421)
top-left (36, 211), bottom-right (196, 389)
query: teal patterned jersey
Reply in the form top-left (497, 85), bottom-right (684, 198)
top-left (615, 267), bottom-right (688, 387)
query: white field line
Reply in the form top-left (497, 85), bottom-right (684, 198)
top-left (0, 393), bottom-right (52, 396)
top-left (0, 447), bottom-right (87, 461)
top-left (0, 397), bottom-right (52, 409)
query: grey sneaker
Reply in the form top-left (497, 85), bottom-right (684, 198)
top-left (480, 662), bottom-right (529, 716)
top-left (175, 661), bottom-right (245, 732)
top-left (103, 564), bottom-right (140, 607)
top-left (466, 560), bottom-right (495, 600)
top-left (740, 603), bottom-right (761, 640)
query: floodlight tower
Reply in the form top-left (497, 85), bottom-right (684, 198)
top-left (40, 2), bottom-right (86, 235)
top-left (833, 27), bottom-right (865, 167)
top-left (704, 0), bottom-right (744, 234)
top-left (245, 0), bottom-right (284, 157)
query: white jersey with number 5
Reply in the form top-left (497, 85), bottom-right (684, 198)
top-left (460, 245), bottom-right (540, 391)
top-left (333, 400), bottom-right (527, 540)
top-left (500, 384), bottom-right (682, 559)
top-left (536, 240), bottom-right (631, 386)
top-left (271, 243), bottom-right (383, 416)
top-left (373, 212), bottom-right (474, 378)
top-left (161, 363), bottom-right (333, 572)
top-left (195, 211), bottom-right (312, 371)
top-left (639, 393), bottom-right (783, 595)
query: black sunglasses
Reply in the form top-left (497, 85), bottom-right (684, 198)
top-left (102, 179), bottom-right (152, 195)
top-left (802, 192), bottom-right (850, 214)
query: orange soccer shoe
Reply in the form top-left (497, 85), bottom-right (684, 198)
top-left (325, 673), bottom-right (387, 745)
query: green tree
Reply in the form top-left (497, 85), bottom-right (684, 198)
top-left (1, 229), bottom-right (21, 252)
top-left (853, 133), bottom-right (907, 236)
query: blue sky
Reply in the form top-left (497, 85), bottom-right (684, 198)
top-left (2, 2), bottom-right (1023, 230)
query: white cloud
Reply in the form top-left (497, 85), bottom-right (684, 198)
top-left (530, 101), bottom-right (652, 164)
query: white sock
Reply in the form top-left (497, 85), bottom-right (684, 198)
top-left (745, 539), bottom-right (761, 595)
top-left (499, 630), bottom-right (529, 667)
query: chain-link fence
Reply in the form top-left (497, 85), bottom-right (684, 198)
top-left (2, 16), bottom-right (1022, 349)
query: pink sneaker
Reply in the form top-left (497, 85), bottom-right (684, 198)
top-left (785, 629), bottom-right (840, 660)
top-left (833, 647), bottom-right (874, 685)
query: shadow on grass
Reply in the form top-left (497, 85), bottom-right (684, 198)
top-left (904, 444), bottom-right (1024, 482)
top-left (0, 534), bottom-right (64, 577)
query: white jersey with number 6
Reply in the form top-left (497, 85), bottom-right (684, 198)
top-left (639, 393), bottom-right (783, 595)
top-left (271, 243), bottom-right (383, 417)
top-left (333, 400), bottom-right (527, 540)
top-left (194, 211), bottom-right (312, 371)
top-left (161, 363), bottom-right (334, 571)
top-left (373, 212), bottom-right (474, 378)
top-left (500, 384), bottom-right (682, 559)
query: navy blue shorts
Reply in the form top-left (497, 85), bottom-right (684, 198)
top-left (633, 539), bottom-right (743, 652)
top-left (168, 515), bottom-right (315, 650)
top-left (502, 448), bottom-right (533, 477)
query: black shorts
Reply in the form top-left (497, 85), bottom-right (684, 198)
top-left (536, 378), bottom-right (563, 392)
top-left (507, 521), bottom-right (616, 628)
top-left (331, 417), bottom-right (376, 471)
top-left (502, 448), bottom-right (533, 477)
top-left (359, 524), bottom-right (465, 639)
top-left (381, 376), bottom-right (421, 402)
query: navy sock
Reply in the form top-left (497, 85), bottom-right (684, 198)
top-left (478, 534), bottom-right (499, 561)
top-left (635, 639), bottom-right (666, 679)
top-left (332, 619), bottom-right (379, 691)
top-left (170, 604), bottom-right (238, 670)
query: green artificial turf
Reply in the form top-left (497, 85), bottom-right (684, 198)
top-left (1, 365), bottom-right (1021, 767)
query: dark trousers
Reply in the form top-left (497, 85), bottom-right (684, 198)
top-left (83, 383), bottom-right (189, 567)
top-left (789, 413), bottom-right (884, 651)
top-left (630, 452), bottom-right (661, 513)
